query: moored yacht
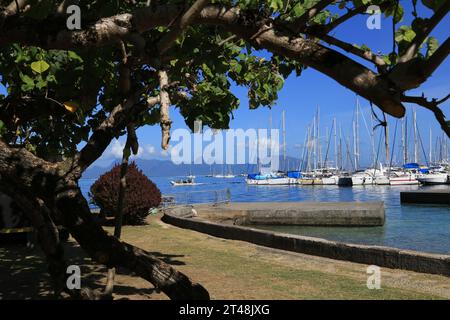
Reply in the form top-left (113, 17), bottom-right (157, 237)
top-left (389, 163), bottom-right (421, 185)
top-left (246, 167), bottom-right (290, 185)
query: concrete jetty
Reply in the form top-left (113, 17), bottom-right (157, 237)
top-left (400, 189), bottom-right (450, 205)
top-left (188, 201), bottom-right (385, 226)
top-left (162, 204), bottom-right (450, 276)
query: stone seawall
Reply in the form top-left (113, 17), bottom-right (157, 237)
top-left (191, 202), bottom-right (385, 226)
top-left (162, 205), bottom-right (450, 277)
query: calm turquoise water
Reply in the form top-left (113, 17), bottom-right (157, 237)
top-left (79, 176), bottom-right (450, 254)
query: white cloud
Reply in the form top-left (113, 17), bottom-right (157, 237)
top-left (104, 139), bottom-right (158, 160)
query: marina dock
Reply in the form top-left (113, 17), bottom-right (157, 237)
top-left (400, 189), bottom-right (450, 205)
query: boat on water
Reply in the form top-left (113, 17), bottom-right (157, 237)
top-left (296, 168), bottom-right (339, 185)
top-left (246, 167), bottom-right (291, 185)
top-left (388, 163), bottom-right (422, 185)
top-left (337, 172), bottom-right (352, 186)
top-left (246, 173), bottom-right (291, 185)
top-left (336, 164), bottom-right (388, 186)
top-left (417, 166), bottom-right (449, 185)
top-left (316, 168), bottom-right (339, 185)
top-left (389, 172), bottom-right (419, 185)
top-left (417, 173), bottom-right (449, 185)
top-left (222, 174), bottom-right (236, 178)
top-left (170, 178), bottom-right (201, 186)
top-left (350, 170), bottom-right (374, 185)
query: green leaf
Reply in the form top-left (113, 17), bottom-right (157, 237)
top-left (36, 78), bottom-right (47, 90)
top-left (31, 60), bottom-right (50, 74)
top-left (67, 51), bottom-right (83, 62)
top-left (426, 37), bottom-right (439, 58)
top-left (0, 125), bottom-right (6, 137)
top-left (269, 0), bottom-right (284, 11)
top-left (19, 73), bottom-right (35, 91)
top-left (387, 4), bottom-right (404, 24)
top-left (395, 26), bottom-right (416, 43)
top-left (381, 55), bottom-right (392, 65)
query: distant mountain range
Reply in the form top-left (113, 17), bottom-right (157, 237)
top-left (82, 157), bottom-right (302, 179)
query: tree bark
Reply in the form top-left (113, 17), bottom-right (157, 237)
top-left (0, 139), bottom-right (210, 300)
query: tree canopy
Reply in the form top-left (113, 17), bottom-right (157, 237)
top-left (0, 0), bottom-right (448, 299)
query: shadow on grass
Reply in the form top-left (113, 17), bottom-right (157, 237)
top-left (0, 236), bottom-right (186, 300)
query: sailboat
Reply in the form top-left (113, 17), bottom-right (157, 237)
top-left (417, 165), bottom-right (449, 184)
top-left (246, 110), bottom-right (291, 185)
top-left (389, 163), bottom-right (420, 185)
top-left (223, 165), bottom-right (235, 178)
top-left (246, 167), bottom-right (290, 185)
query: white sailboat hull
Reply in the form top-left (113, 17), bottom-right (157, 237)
top-left (417, 174), bottom-right (449, 185)
top-left (351, 175), bottom-right (374, 185)
top-left (389, 176), bottom-right (419, 185)
top-left (374, 176), bottom-right (390, 185)
top-left (246, 178), bottom-right (291, 185)
top-left (322, 176), bottom-right (338, 185)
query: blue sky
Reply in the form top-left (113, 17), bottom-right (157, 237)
top-left (1, 2), bottom-right (449, 169)
top-left (108, 1), bottom-right (450, 169)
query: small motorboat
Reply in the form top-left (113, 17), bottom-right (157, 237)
top-left (170, 178), bottom-right (201, 186)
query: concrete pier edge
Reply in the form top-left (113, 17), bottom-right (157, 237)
top-left (162, 205), bottom-right (450, 277)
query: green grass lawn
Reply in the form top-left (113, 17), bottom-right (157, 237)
top-left (111, 215), bottom-right (450, 299)
top-left (1, 215), bottom-right (449, 300)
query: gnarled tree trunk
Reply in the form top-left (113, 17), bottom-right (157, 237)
top-left (0, 139), bottom-right (209, 300)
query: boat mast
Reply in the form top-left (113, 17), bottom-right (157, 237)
top-left (317, 107), bottom-right (322, 169)
top-left (325, 126), bottom-right (329, 168)
top-left (256, 127), bottom-right (260, 173)
top-left (356, 98), bottom-right (360, 169)
top-left (401, 117), bottom-right (405, 164)
top-left (282, 110), bottom-right (286, 171)
top-left (404, 115), bottom-right (408, 164)
top-left (413, 109), bottom-right (418, 163)
top-left (429, 127), bottom-right (432, 165)
top-left (333, 117), bottom-right (337, 170)
top-left (312, 116), bottom-right (316, 171)
top-left (352, 112), bottom-right (357, 170)
top-left (307, 125), bottom-right (312, 172)
top-left (361, 104), bottom-right (375, 167)
top-left (385, 119), bottom-right (390, 167)
top-left (339, 124), bottom-right (343, 171)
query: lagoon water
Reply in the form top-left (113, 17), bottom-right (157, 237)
top-left (80, 176), bottom-right (450, 255)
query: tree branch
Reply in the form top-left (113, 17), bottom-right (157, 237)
top-left (156, 0), bottom-right (210, 54)
top-left (401, 94), bottom-right (450, 137)
top-left (421, 36), bottom-right (450, 80)
top-left (313, 33), bottom-right (387, 71)
top-left (65, 93), bottom-right (160, 178)
top-left (158, 69), bottom-right (172, 150)
top-left (399, 0), bottom-right (450, 63)
top-left (289, 0), bottom-right (333, 33)
top-left (0, 139), bottom-right (210, 300)
top-left (0, 0), bottom-right (29, 26)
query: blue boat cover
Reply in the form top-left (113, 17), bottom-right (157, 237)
top-left (403, 163), bottom-right (420, 169)
top-left (247, 173), bottom-right (286, 180)
top-left (287, 171), bottom-right (302, 178)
